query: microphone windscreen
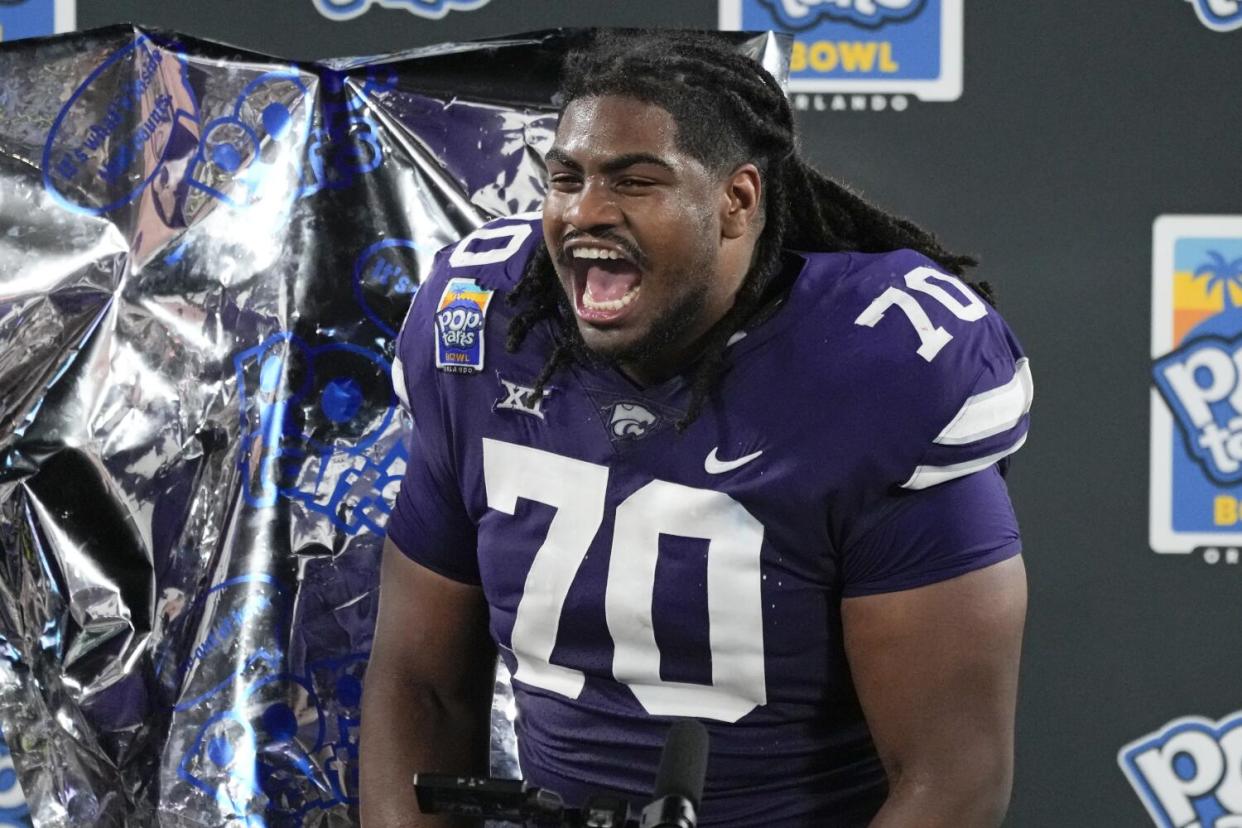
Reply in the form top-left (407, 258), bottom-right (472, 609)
top-left (652, 720), bottom-right (710, 810)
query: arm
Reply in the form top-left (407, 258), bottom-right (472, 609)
top-left (360, 538), bottom-right (497, 828)
top-left (843, 555), bottom-right (1027, 827)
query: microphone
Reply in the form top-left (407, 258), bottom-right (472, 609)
top-left (411, 720), bottom-right (709, 827)
top-left (639, 720), bottom-right (710, 828)
top-left (412, 773), bottom-right (565, 823)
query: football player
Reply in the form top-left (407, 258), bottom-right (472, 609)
top-left (360, 30), bottom-right (1030, 828)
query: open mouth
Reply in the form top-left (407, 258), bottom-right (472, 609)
top-left (568, 245), bottom-right (643, 324)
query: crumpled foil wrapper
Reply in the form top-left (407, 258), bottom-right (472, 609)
top-left (0, 25), bottom-right (784, 826)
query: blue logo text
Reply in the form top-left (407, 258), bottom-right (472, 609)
top-left (758, 0), bottom-right (926, 31)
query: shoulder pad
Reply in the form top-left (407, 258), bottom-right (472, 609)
top-left (438, 212), bottom-right (543, 292)
top-left (392, 212), bottom-right (542, 407)
top-left (830, 249), bottom-right (1032, 490)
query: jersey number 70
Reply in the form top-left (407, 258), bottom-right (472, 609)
top-left (483, 438), bottom-right (767, 723)
top-left (854, 266), bottom-right (988, 361)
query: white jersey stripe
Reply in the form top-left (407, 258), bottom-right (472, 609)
top-left (934, 358), bottom-right (1033, 446)
top-left (392, 354), bottom-right (410, 409)
top-left (902, 432), bottom-right (1029, 490)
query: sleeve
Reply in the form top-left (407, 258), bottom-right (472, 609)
top-left (899, 332), bottom-right (1032, 491)
top-left (831, 249), bottom-right (1033, 595)
top-left (386, 417), bottom-right (480, 585)
top-left (384, 249), bottom-right (481, 584)
top-left (840, 464), bottom-right (1022, 597)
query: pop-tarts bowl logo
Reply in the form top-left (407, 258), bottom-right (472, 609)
top-left (1119, 710), bottom-right (1242, 827)
top-left (1154, 333), bottom-right (1242, 484)
top-left (1150, 216), bottom-right (1242, 557)
top-left (720, 0), bottom-right (961, 100)
top-left (1185, 0), bottom-right (1242, 33)
top-left (759, 0), bottom-right (926, 31)
top-left (435, 277), bottom-right (493, 374)
top-left (313, 0), bottom-right (491, 22)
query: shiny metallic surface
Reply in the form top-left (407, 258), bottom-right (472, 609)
top-left (0, 27), bottom-right (782, 826)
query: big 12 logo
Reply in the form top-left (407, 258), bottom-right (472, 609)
top-left (1120, 712), bottom-right (1242, 827)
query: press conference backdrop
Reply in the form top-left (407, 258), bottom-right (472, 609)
top-left (2, 1), bottom-right (1240, 826)
top-left (0, 9), bottom-right (75, 828)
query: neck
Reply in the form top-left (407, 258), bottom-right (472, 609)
top-left (618, 265), bottom-right (753, 387)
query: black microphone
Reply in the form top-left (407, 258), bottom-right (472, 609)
top-left (639, 720), bottom-right (710, 828)
top-left (412, 773), bottom-right (565, 823)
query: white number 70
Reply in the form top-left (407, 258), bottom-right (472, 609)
top-left (482, 438), bottom-right (767, 723)
top-left (853, 266), bottom-right (987, 362)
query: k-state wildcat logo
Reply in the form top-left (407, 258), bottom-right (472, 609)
top-left (1184, 0), bottom-right (1242, 32)
top-left (759, 0), bottom-right (926, 31)
top-left (608, 402), bottom-right (657, 439)
top-left (312, 0), bottom-right (491, 22)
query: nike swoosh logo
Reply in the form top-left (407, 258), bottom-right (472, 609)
top-left (704, 447), bottom-right (763, 474)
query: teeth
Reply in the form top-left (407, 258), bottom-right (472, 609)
top-left (583, 284), bottom-right (640, 312)
top-left (571, 247), bottom-right (624, 260)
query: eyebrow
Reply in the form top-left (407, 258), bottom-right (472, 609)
top-left (544, 148), bottom-right (675, 175)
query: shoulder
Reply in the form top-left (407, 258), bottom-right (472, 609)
top-left (393, 212), bottom-right (543, 410)
top-left (791, 247), bottom-right (1015, 372)
top-left (437, 213), bottom-right (543, 294)
top-left (789, 248), bottom-right (1032, 490)
top-left (426, 212), bottom-right (544, 298)
top-left (796, 248), bottom-right (984, 335)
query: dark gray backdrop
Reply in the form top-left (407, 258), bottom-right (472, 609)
top-left (74, 2), bottom-right (1242, 825)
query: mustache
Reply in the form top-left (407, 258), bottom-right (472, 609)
top-left (555, 231), bottom-right (648, 270)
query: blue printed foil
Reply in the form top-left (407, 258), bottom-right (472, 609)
top-left (0, 25), bottom-right (783, 826)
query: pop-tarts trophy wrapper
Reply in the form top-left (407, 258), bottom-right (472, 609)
top-left (0, 26), bottom-right (784, 826)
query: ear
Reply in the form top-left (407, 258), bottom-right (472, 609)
top-left (720, 163), bottom-right (762, 241)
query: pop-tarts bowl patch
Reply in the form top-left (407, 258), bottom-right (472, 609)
top-left (435, 277), bottom-right (494, 374)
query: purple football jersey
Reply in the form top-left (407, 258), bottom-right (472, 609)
top-left (387, 214), bottom-right (1031, 826)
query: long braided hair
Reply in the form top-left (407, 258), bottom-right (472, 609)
top-left (507, 30), bottom-right (989, 427)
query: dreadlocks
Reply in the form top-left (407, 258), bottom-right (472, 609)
top-left (507, 30), bottom-right (989, 428)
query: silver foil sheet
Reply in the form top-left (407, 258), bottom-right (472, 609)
top-left (0, 26), bottom-right (783, 826)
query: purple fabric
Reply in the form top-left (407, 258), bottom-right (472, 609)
top-left (840, 464), bottom-right (1022, 597)
top-left (388, 413), bottom-right (480, 585)
top-left (386, 216), bottom-right (1029, 826)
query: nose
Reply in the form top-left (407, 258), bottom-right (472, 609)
top-left (562, 177), bottom-right (622, 231)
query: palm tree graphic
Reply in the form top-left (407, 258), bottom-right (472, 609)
top-left (1194, 250), bottom-right (1242, 311)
